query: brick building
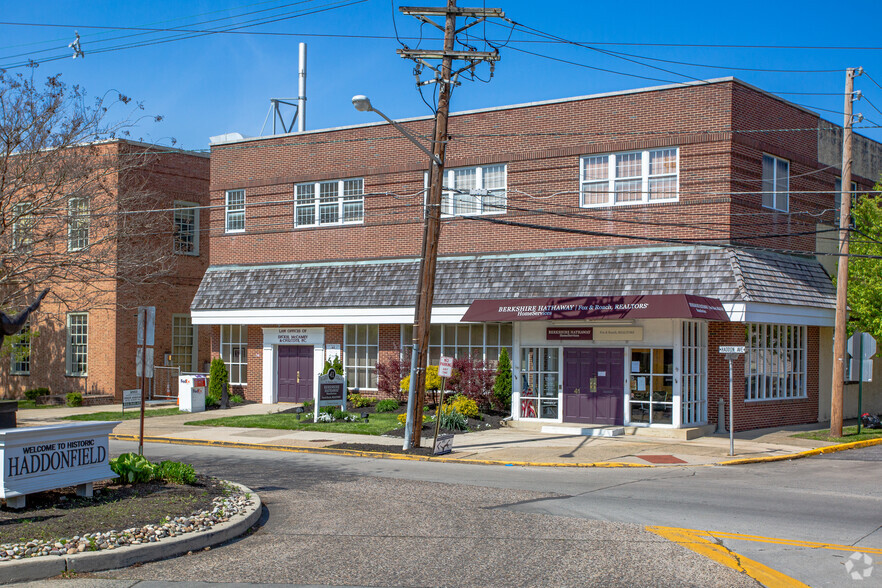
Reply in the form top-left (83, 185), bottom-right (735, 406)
top-left (193, 77), bottom-right (881, 432)
top-left (0, 140), bottom-right (211, 402)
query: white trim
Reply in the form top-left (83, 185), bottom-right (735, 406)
top-left (192, 306), bottom-right (472, 325)
top-left (173, 201), bottom-right (200, 256)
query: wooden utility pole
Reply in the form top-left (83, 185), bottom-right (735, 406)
top-left (831, 67), bottom-right (861, 437)
top-left (397, 1), bottom-right (502, 447)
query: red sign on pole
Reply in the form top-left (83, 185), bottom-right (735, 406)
top-left (439, 356), bottom-right (453, 378)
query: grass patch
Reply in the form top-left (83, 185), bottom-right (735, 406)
top-left (16, 400), bottom-right (60, 409)
top-left (188, 411), bottom-right (402, 436)
top-left (791, 425), bottom-right (882, 444)
top-left (63, 407), bottom-right (185, 421)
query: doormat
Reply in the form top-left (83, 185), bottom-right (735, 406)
top-left (637, 454), bottom-right (687, 464)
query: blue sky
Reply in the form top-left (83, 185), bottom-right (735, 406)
top-left (3, 0), bottom-right (882, 151)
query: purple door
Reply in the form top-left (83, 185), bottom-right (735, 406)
top-left (563, 348), bottom-right (624, 425)
top-left (278, 345), bottom-right (314, 403)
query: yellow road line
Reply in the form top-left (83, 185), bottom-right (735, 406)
top-left (721, 437), bottom-right (882, 466)
top-left (702, 530), bottom-right (882, 555)
top-left (647, 525), bottom-right (810, 587)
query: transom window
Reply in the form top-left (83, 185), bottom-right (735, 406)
top-left (432, 164), bottom-right (506, 217)
top-left (66, 313), bottom-right (88, 376)
top-left (295, 178), bottom-right (364, 227)
top-left (221, 325), bottom-right (247, 385)
top-left (174, 202), bottom-right (199, 255)
top-left (68, 197), bottom-right (90, 251)
top-left (762, 154), bottom-right (789, 212)
top-left (745, 324), bottom-right (806, 400)
top-left (581, 148), bottom-right (679, 207)
top-left (225, 189), bottom-right (245, 233)
top-left (344, 324), bottom-right (379, 389)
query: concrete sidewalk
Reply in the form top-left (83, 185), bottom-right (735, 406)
top-left (15, 402), bottom-right (855, 467)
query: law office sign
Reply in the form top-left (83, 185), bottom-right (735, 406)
top-left (315, 368), bottom-right (347, 421)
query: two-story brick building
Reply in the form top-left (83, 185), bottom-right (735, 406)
top-left (193, 77), bottom-right (880, 432)
top-left (0, 140), bottom-right (211, 402)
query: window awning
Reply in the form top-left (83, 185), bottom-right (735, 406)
top-left (460, 294), bottom-right (730, 322)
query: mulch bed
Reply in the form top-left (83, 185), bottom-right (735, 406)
top-left (0, 475), bottom-right (225, 545)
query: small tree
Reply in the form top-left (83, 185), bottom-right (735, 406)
top-left (208, 358), bottom-right (228, 407)
top-left (322, 355), bottom-right (343, 375)
top-left (492, 348), bottom-right (512, 412)
top-left (376, 347), bottom-right (411, 401)
top-left (844, 183), bottom-right (882, 341)
top-left (448, 354), bottom-right (495, 410)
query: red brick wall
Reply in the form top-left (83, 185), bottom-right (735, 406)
top-left (708, 323), bottom-right (819, 431)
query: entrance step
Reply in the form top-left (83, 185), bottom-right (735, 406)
top-left (541, 425), bottom-right (624, 437)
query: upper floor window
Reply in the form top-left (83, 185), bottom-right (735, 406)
top-left (12, 203), bottom-right (35, 252)
top-left (68, 197), bottom-right (90, 251)
top-left (435, 164), bottom-right (507, 217)
top-left (762, 154), bottom-right (789, 212)
top-left (580, 148), bottom-right (679, 207)
top-left (295, 178), bottom-right (364, 227)
top-left (174, 202), bottom-right (200, 255)
top-left (225, 189), bottom-right (245, 233)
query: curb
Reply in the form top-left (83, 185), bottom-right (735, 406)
top-left (0, 481), bottom-right (261, 584)
top-left (720, 436), bottom-right (882, 466)
top-left (110, 434), bottom-right (654, 468)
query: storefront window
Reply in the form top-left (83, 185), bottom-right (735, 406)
top-left (520, 347), bottom-right (559, 419)
top-left (403, 323), bottom-right (512, 365)
top-left (629, 348), bottom-right (673, 425)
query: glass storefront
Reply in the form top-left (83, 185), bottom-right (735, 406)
top-left (520, 347), bottom-right (559, 419)
top-left (628, 348), bottom-right (674, 425)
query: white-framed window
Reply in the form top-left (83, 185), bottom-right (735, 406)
top-left (12, 203), bottom-right (35, 252)
top-left (745, 324), bottom-right (807, 401)
top-left (427, 164), bottom-right (507, 217)
top-left (519, 347), bottom-right (559, 419)
top-left (580, 148), bottom-right (679, 207)
top-left (66, 312), bottom-right (88, 376)
top-left (402, 323), bottom-right (513, 366)
top-left (762, 154), bottom-right (789, 212)
top-left (629, 348), bottom-right (674, 425)
top-left (681, 321), bottom-right (708, 426)
top-left (225, 189), bottom-right (245, 233)
top-left (344, 324), bottom-right (378, 389)
top-left (294, 178), bottom-right (364, 227)
top-left (10, 320), bottom-right (31, 375)
top-left (174, 202), bottom-right (199, 255)
top-left (68, 197), bottom-right (90, 251)
top-left (171, 315), bottom-right (197, 372)
top-left (220, 325), bottom-right (247, 385)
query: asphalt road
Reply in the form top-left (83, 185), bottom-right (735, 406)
top-left (19, 442), bottom-right (882, 587)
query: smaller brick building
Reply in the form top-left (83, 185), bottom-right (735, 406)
top-left (193, 77), bottom-right (881, 432)
top-left (0, 140), bottom-right (211, 402)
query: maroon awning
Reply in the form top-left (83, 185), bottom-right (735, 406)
top-left (460, 294), bottom-right (730, 322)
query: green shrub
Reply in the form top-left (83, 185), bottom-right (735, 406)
top-left (155, 460), bottom-right (197, 485)
top-left (492, 348), bottom-right (512, 411)
top-left (65, 392), bottom-right (83, 407)
top-left (376, 399), bottom-right (399, 413)
top-left (24, 388), bottom-right (48, 402)
top-left (110, 452), bottom-right (156, 484)
top-left (397, 412), bottom-right (427, 426)
top-left (400, 365), bottom-right (442, 393)
top-left (445, 395), bottom-right (479, 419)
top-left (439, 408), bottom-right (469, 431)
top-left (348, 393), bottom-right (375, 408)
top-left (230, 394), bottom-right (245, 404)
top-left (302, 399), bottom-right (314, 412)
top-left (322, 356), bottom-right (343, 375)
top-left (208, 358), bottom-right (229, 407)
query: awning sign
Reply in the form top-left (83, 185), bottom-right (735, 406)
top-left (461, 294), bottom-right (729, 322)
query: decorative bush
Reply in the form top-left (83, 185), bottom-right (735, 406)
top-left (492, 348), bottom-right (513, 411)
top-left (376, 399), bottom-right (399, 413)
top-left (448, 355), bottom-right (495, 409)
top-left (376, 348), bottom-right (410, 402)
top-left (65, 392), bottom-right (83, 407)
top-left (302, 399), bottom-right (314, 413)
top-left (208, 358), bottom-right (229, 407)
top-left (397, 412), bottom-right (427, 426)
top-left (155, 460), bottom-right (197, 485)
top-left (230, 394), bottom-right (245, 404)
top-left (110, 452), bottom-right (156, 484)
top-left (322, 355), bottom-right (343, 375)
top-left (348, 393), bottom-right (375, 408)
top-left (445, 394), bottom-right (480, 419)
top-left (439, 408), bottom-right (468, 431)
top-left (24, 387), bottom-right (48, 402)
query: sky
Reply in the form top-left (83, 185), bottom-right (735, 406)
top-left (3, 0), bottom-right (882, 152)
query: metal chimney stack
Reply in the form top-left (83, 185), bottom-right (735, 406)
top-left (298, 43), bottom-right (307, 132)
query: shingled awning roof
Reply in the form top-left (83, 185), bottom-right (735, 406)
top-left (191, 246), bottom-right (834, 315)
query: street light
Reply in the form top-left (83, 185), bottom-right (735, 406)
top-left (351, 96), bottom-right (442, 166)
top-left (353, 94), bottom-right (444, 451)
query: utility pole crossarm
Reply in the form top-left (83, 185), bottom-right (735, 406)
top-left (399, 6), bottom-right (504, 17)
top-left (397, 49), bottom-right (500, 61)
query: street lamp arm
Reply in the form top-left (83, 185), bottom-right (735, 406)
top-left (352, 95), bottom-right (442, 166)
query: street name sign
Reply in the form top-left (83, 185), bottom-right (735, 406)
top-left (718, 346), bottom-right (746, 354)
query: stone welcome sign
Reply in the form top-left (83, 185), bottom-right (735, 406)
top-left (0, 421), bottom-right (118, 508)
